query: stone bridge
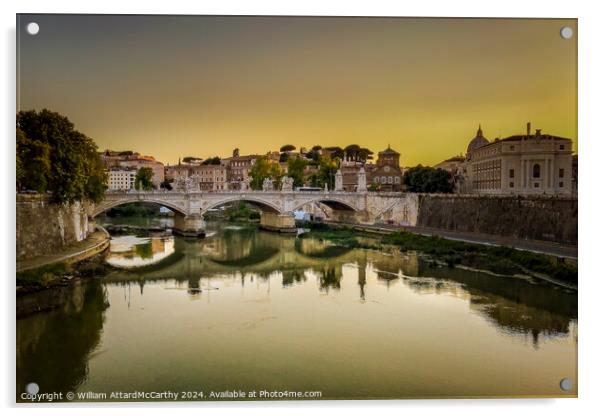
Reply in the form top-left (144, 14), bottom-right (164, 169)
top-left (92, 190), bottom-right (419, 236)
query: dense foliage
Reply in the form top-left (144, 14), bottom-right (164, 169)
top-left (403, 165), bottom-right (454, 193)
top-left (17, 109), bottom-right (107, 203)
top-left (287, 156), bottom-right (308, 188)
top-left (134, 167), bottom-right (154, 191)
top-left (201, 156), bottom-right (221, 165)
top-left (248, 156), bottom-right (284, 190)
top-left (182, 156), bottom-right (202, 164)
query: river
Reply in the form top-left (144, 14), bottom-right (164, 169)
top-left (16, 217), bottom-right (578, 400)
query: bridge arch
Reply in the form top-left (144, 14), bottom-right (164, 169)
top-left (92, 198), bottom-right (188, 218)
top-left (292, 197), bottom-right (358, 212)
top-left (201, 196), bottom-right (282, 214)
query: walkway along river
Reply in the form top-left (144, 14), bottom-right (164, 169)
top-left (16, 217), bottom-right (577, 401)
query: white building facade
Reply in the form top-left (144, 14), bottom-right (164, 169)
top-left (466, 124), bottom-right (573, 195)
top-left (108, 169), bottom-right (137, 191)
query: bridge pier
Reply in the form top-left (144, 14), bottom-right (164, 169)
top-left (173, 213), bottom-right (206, 237)
top-left (259, 212), bottom-right (296, 233)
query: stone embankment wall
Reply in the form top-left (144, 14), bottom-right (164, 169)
top-left (417, 194), bottom-right (577, 245)
top-left (16, 194), bottom-right (94, 261)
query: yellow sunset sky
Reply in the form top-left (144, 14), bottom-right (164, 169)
top-left (18, 15), bottom-right (577, 166)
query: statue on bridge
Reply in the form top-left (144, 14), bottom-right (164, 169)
top-left (281, 176), bottom-right (294, 192)
top-left (334, 169), bottom-right (343, 192)
top-left (240, 178), bottom-right (250, 191)
top-left (173, 175), bottom-right (198, 192)
top-left (262, 177), bottom-right (274, 192)
top-left (357, 167), bottom-right (367, 192)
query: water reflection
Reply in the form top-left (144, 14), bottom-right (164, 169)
top-left (16, 220), bottom-right (578, 400)
top-left (107, 235), bottom-right (175, 268)
top-left (17, 280), bottom-right (109, 396)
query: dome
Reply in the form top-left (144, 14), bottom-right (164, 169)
top-left (467, 125), bottom-right (489, 154)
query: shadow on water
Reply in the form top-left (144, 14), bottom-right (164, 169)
top-left (16, 280), bottom-right (109, 398)
top-left (403, 260), bottom-right (578, 346)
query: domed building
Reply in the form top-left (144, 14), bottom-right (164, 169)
top-left (466, 125), bottom-right (489, 159)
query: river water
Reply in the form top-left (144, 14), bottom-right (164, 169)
top-left (17, 218), bottom-right (577, 400)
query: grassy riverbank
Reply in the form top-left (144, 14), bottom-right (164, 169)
top-left (16, 254), bottom-right (114, 291)
top-left (299, 222), bottom-right (578, 285)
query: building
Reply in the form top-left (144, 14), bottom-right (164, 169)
top-left (222, 148), bottom-right (259, 189)
top-left (434, 155), bottom-right (468, 193)
top-left (371, 145), bottom-right (404, 192)
top-left (434, 155), bottom-right (466, 173)
top-left (465, 123), bottom-right (573, 195)
top-left (118, 156), bottom-right (165, 188)
top-left (107, 168), bottom-right (136, 191)
top-left (192, 164), bottom-right (229, 191)
top-left (101, 150), bottom-right (165, 189)
top-left (165, 162), bottom-right (192, 181)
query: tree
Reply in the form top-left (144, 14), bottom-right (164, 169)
top-left (249, 156), bottom-right (272, 190)
top-left (279, 152), bottom-right (289, 163)
top-left (135, 167), bottom-right (154, 191)
top-left (403, 166), bottom-right (454, 193)
top-left (287, 156), bottom-right (308, 188)
top-left (324, 146), bottom-right (343, 160)
top-left (249, 156), bottom-right (284, 190)
top-left (316, 155), bottom-right (339, 190)
top-left (201, 156), bottom-right (221, 165)
top-left (344, 144), bottom-right (361, 161)
top-left (358, 147), bottom-right (374, 162)
top-left (17, 109), bottom-right (107, 203)
top-left (182, 156), bottom-right (202, 164)
top-left (16, 128), bottom-right (51, 193)
top-left (305, 146), bottom-right (323, 162)
top-left (280, 144), bottom-right (296, 152)
top-left (160, 179), bottom-right (173, 191)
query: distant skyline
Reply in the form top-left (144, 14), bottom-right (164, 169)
top-left (17, 15), bottom-right (577, 166)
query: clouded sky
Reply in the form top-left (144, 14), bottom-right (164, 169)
top-left (17, 15), bottom-right (577, 165)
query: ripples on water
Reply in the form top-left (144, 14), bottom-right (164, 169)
top-left (16, 220), bottom-right (577, 400)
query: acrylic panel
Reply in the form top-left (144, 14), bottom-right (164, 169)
top-left (16, 14), bottom-right (577, 402)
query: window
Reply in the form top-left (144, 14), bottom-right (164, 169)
top-left (534, 182), bottom-right (540, 188)
top-left (381, 176), bottom-right (386, 183)
top-left (559, 145), bottom-right (565, 150)
top-left (395, 176), bottom-right (400, 184)
top-left (388, 176), bottom-right (393, 184)
top-left (374, 177), bottom-right (379, 183)
top-left (559, 168), bottom-right (564, 178)
top-left (559, 181), bottom-right (564, 188)
top-left (509, 182), bottom-right (514, 188)
top-left (509, 169), bottom-right (514, 179)
top-left (532, 164), bottom-right (541, 178)
top-left (509, 145), bottom-right (515, 151)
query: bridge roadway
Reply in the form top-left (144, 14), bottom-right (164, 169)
top-left (92, 190), bottom-right (419, 235)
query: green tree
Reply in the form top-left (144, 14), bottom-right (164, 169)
top-left (344, 144), bottom-right (361, 161)
top-left (16, 128), bottom-right (51, 193)
top-left (403, 166), bottom-right (454, 193)
top-left (249, 156), bottom-right (272, 190)
top-left (182, 156), bottom-right (202, 164)
top-left (287, 156), bottom-right (308, 188)
top-left (249, 156), bottom-right (284, 190)
top-left (135, 167), bottom-right (154, 191)
top-left (201, 156), bottom-right (221, 165)
top-left (17, 109), bottom-right (107, 203)
top-left (280, 144), bottom-right (296, 152)
top-left (316, 155), bottom-right (339, 190)
top-left (269, 161), bottom-right (284, 189)
top-left (324, 146), bottom-right (343, 160)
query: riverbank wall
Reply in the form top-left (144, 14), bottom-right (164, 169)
top-left (16, 194), bottom-right (95, 261)
top-left (416, 194), bottom-right (577, 245)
